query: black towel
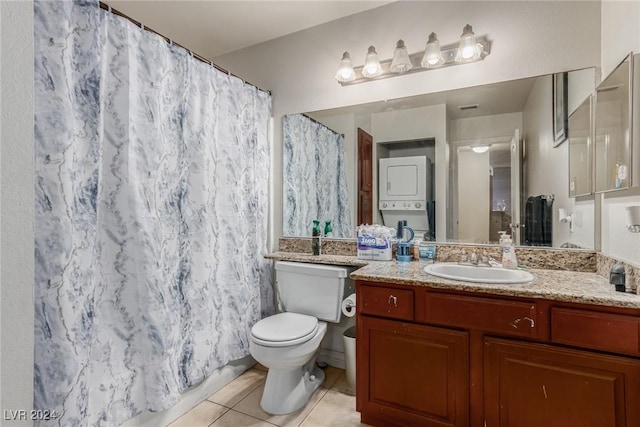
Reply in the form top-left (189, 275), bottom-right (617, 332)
top-left (524, 196), bottom-right (553, 246)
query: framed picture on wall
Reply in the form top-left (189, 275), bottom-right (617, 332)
top-left (553, 72), bottom-right (568, 147)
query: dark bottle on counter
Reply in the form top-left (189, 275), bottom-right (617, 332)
top-left (312, 220), bottom-right (321, 255)
top-left (324, 220), bottom-right (333, 237)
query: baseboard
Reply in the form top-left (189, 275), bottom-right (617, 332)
top-left (318, 348), bottom-right (345, 370)
top-left (120, 356), bottom-right (255, 427)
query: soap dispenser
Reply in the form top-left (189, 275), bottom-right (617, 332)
top-left (501, 234), bottom-right (518, 269)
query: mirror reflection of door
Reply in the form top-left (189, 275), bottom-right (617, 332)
top-left (358, 128), bottom-right (373, 225)
top-left (456, 133), bottom-right (518, 244)
top-left (458, 148), bottom-right (490, 241)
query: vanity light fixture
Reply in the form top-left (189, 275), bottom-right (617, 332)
top-left (335, 24), bottom-right (490, 86)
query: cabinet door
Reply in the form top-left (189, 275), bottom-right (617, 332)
top-left (357, 316), bottom-right (469, 427)
top-left (484, 338), bottom-right (640, 427)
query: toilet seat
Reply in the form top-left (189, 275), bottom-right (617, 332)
top-left (251, 312), bottom-right (319, 347)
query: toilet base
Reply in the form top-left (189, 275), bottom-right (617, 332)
top-left (260, 360), bottom-right (325, 414)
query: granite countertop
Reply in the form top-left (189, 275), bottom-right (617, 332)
top-left (264, 252), bottom-right (640, 310)
top-left (264, 252), bottom-right (370, 267)
top-left (351, 260), bottom-right (640, 309)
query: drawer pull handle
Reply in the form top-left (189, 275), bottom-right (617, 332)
top-left (388, 295), bottom-right (397, 307)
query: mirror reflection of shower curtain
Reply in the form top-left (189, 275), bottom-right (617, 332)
top-left (283, 114), bottom-right (352, 237)
top-left (34, 2), bottom-right (273, 425)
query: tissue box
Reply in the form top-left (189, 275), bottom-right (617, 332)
top-left (357, 233), bottom-right (392, 261)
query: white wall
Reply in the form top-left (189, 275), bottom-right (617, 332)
top-left (1, 1), bottom-right (35, 424)
top-left (215, 0), bottom-right (601, 246)
top-left (601, 0), bottom-right (640, 78)
top-left (449, 112), bottom-right (523, 142)
top-left (600, 0), bottom-right (640, 263)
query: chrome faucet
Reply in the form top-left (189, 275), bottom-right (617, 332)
top-left (470, 250), bottom-right (478, 265)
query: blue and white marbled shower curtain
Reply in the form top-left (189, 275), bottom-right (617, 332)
top-left (34, 2), bottom-right (272, 425)
top-left (282, 114), bottom-right (352, 237)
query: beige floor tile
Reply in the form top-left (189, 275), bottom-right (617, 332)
top-left (209, 410), bottom-right (275, 427)
top-left (330, 373), bottom-right (355, 396)
top-left (321, 366), bottom-right (344, 389)
top-left (168, 401), bottom-right (228, 427)
top-left (253, 363), bottom-right (268, 372)
top-left (233, 384), bottom-right (327, 427)
top-left (299, 389), bottom-right (368, 427)
top-left (207, 368), bottom-right (266, 407)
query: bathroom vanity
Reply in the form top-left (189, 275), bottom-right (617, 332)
top-left (351, 262), bottom-right (640, 427)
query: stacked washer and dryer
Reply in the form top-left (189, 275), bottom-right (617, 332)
top-left (378, 155), bottom-right (434, 239)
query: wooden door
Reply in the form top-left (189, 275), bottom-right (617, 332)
top-left (357, 316), bottom-right (469, 427)
top-left (358, 128), bottom-right (373, 225)
top-left (484, 337), bottom-right (640, 427)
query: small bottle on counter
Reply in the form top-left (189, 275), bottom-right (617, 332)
top-left (324, 220), bottom-right (333, 238)
top-left (312, 220), bottom-right (321, 256)
top-left (501, 234), bottom-right (518, 269)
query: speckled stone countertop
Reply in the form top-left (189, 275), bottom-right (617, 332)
top-left (264, 251), bottom-right (640, 309)
top-left (351, 260), bottom-right (640, 310)
top-left (264, 252), bottom-right (369, 267)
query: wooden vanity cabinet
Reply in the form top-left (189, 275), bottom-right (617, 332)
top-left (484, 338), bottom-right (640, 427)
top-left (356, 280), bottom-right (640, 427)
top-left (357, 282), bottom-right (469, 427)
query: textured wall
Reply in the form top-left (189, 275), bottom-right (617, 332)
top-left (1, 1), bottom-right (35, 424)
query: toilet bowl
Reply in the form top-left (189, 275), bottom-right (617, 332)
top-left (250, 312), bottom-right (328, 414)
top-left (249, 261), bottom-right (354, 415)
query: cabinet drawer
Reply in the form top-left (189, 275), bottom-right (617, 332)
top-left (359, 285), bottom-right (414, 321)
top-left (425, 293), bottom-right (538, 338)
top-left (551, 307), bottom-right (640, 356)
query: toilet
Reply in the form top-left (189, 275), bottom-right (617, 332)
top-left (250, 261), bottom-right (353, 415)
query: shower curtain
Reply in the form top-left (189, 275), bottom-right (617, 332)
top-left (282, 114), bottom-right (352, 237)
top-left (34, 1), bottom-right (272, 425)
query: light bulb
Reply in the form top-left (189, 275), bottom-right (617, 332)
top-left (421, 32), bottom-right (444, 68)
top-left (390, 40), bottom-right (413, 73)
top-left (362, 46), bottom-right (382, 78)
top-left (455, 24), bottom-right (482, 63)
top-left (334, 51), bottom-right (355, 82)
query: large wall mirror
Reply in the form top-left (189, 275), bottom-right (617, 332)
top-left (283, 67), bottom-right (598, 249)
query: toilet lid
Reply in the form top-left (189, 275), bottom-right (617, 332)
top-left (251, 313), bottom-right (318, 347)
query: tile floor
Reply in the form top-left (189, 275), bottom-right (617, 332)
top-left (168, 364), bottom-right (371, 427)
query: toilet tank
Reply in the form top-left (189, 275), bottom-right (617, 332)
top-left (274, 261), bottom-right (354, 323)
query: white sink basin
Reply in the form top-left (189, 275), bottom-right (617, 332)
top-left (424, 263), bottom-right (534, 284)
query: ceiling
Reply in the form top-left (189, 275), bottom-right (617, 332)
top-left (104, 0), bottom-right (392, 59)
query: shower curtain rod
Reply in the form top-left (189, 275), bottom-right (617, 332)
top-left (301, 113), bottom-right (345, 137)
top-left (99, 1), bottom-right (271, 96)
